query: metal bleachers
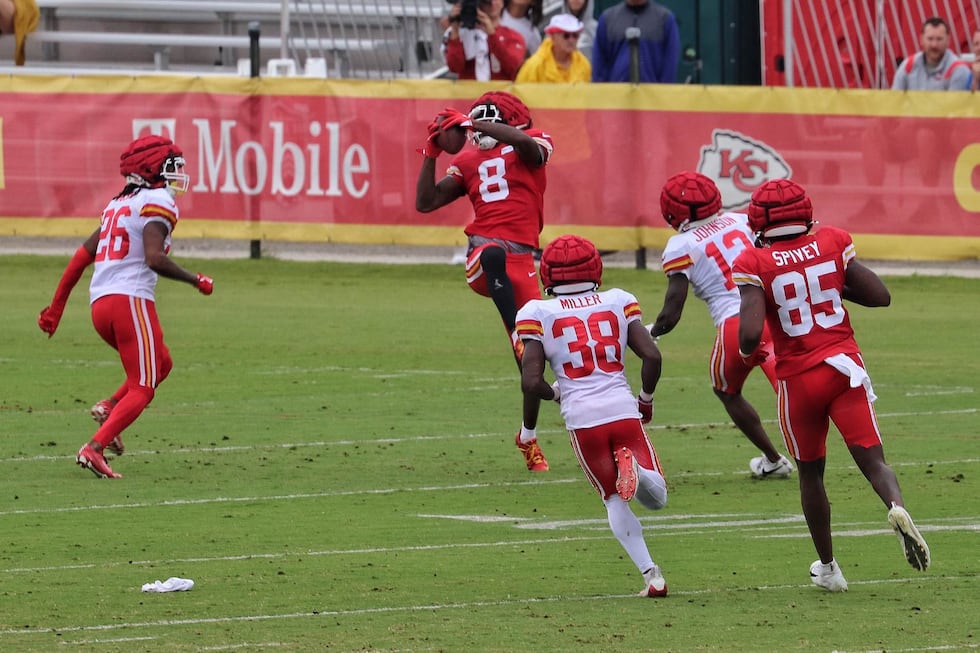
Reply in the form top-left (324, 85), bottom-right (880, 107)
top-left (8, 0), bottom-right (450, 78)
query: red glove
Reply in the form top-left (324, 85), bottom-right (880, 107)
top-left (739, 343), bottom-right (770, 368)
top-left (38, 304), bottom-right (65, 337)
top-left (433, 108), bottom-right (473, 131)
top-left (38, 245), bottom-right (95, 338)
top-left (638, 394), bottom-right (654, 424)
top-left (419, 128), bottom-right (443, 159)
top-left (196, 273), bottom-right (214, 295)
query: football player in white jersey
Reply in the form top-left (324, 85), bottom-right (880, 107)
top-left (516, 235), bottom-right (671, 597)
top-left (651, 171), bottom-right (793, 478)
top-left (38, 135), bottom-right (214, 479)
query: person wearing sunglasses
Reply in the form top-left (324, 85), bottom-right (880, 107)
top-left (516, 14), bottom-right (592, 82)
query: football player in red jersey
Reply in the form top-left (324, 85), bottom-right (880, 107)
top-left (732, 179), bottom-right (930, 592)
top-left (516, 235), bottom-right (669, 597)
top-left (416, 91), bottom-right (554, 472)
top-left (38, 135), bottom-right (214, 479)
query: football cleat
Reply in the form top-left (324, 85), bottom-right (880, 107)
top-left (515, 433), bottom-right (549, 472)
top-left (809, 559), bottom-right (848, 592)
top-left (76, 444), bottom-right (122, 479)
top-left (749, 454), bottom-right (794, 478)
top-left (105, 435), bottom-right (125, 456)
top-left (614, 447), bottom-right (638, 501)
top-left (887, 504), bottom-right (930, 571)
top-left (638, 564), bottom-right (668, 597)
top-left (90, 399), bottom-right (113, 425)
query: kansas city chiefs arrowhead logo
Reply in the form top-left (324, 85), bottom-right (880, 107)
top-left (698, 130), bottom-right (791, 210)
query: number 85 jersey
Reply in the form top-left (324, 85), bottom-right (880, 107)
top-left (732, 225), bottom-right (861, 378)
top-left (89, 188), bottom-right (178, 304)
top-left (516, 287), bottom-right (644, 429)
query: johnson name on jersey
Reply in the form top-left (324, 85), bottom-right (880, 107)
top-left (516, 287), bottom-right (643, 429)
top-left (660, 212), bottom-right (755, 326)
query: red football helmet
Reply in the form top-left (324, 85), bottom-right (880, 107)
top-left (539, 235), bottom-right (603, 295)
top-left (119, 135), bottom-right (189, 193)
top-left (660, 171), bottom-right (722, 231)
top-left (747, 178), bottom-right (813, 241)
top-left (468, 91), bottom-right (532, 150)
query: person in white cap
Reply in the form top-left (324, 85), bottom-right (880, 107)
top-left (516, 13), bottom-right (591, 82)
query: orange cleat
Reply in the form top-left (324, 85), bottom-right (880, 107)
top-left (515, 432), bottom-right (549, 472)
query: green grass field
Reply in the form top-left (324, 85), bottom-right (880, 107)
top-left (1, 254), bottom-right (977, 653)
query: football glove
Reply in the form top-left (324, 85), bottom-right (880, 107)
top-left (38, 304), bottom-right (65, 337)
top-left (638, 394), bottom-right (654, 424)
top-left (196, 273), bottom-right (214, 296)
top-left (434, 108), bottom-right (473, 131)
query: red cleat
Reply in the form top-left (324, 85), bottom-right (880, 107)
top-left (76, 444), bottom-right (121, 479)
top-left (515, 433), bottom-right (549, 472)
top-left (614, 447), bottom-right (638, 501)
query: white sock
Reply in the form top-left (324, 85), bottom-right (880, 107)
top-left (519, 425), bottom-right (536, 445)
top-left (604, 496), bottom-right (655, 573)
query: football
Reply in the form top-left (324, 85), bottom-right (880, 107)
top-left (435, 121), bottom-right (468, 155)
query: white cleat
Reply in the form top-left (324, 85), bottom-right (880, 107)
top-left (749, 454), bottom-right (794, 478)
top-left (809, 559), bottom-right (848, 592)
top-left (887, 504), bottom-right (930, 571)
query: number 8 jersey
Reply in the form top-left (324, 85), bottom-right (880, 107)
top-left (89, 188), bottom-right (178, 304)
top-left (516, 287), bottom-right (644, 429)
top-left (732, 225), bottom-right (860, 378)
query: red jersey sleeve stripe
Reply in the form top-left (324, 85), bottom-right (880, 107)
top-left (515, 319), bottom-right (543, 337)
top-left (141, 204), bottom-right (178, 229)
top-left (623, 302), bottom-right (642, 318)
top-left (662, 255), bottom-right (693, 274)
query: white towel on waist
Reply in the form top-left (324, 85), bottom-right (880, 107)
top-left (824, 353), bottom-right (877, 402)
top-left (141, 577), bottom-right (195, 593)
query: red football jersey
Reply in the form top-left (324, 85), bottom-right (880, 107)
top-left (732, 225), bottom-right (862, 378)
top-left (447, 128), bottom-right (553, 248)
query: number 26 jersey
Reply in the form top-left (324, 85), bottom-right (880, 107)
top-left (89, 188), bottom-right (178, 304)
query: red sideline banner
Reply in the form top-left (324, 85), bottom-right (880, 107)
top-left (1, 76), bottom-right (978, 259)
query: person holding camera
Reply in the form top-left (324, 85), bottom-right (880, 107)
top-left (442, 0), bottom-right (526, 81)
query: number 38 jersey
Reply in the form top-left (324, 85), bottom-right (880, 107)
top-left (447, 128), bottom-right (553, 249)
top-left (732, 225), bottom-right (861, 378)
top-left (89, 188), bottom-right (178, 304)
top-left (516, 287), bottom-right (644, 429)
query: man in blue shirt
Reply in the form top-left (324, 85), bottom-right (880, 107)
top-left (591, 0), bottom-right (679, 82)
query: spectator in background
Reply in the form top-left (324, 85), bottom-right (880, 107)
top-left (516, 14), bottom-right (591, 83)
top-left (892, 16), bottom-right (971, 90)
top-left (591, 0), bottom-right (679, 83)
top-left (563, 0), bottom-right (597, 60)
top-left (501, 0), bottom-right (543, 56)
top-left (970, 29), bottom-right (980, 91)
top-left (859, 17), bottom-right (969, 221)
top-left (442, 0), bottom-right (526, 81)
top-left (0, 0), bottom-right (38, 66)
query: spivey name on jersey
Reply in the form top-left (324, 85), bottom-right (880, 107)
top-left (770, 242), bottom-right (821, 267)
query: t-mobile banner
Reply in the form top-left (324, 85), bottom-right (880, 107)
top-left (1, 76), bottom-right (978, 259)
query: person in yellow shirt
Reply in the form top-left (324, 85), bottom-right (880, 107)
top-left (516, 14), bottom-right (591, 82)
top-left (0, 0), bottom-right (38, 65)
